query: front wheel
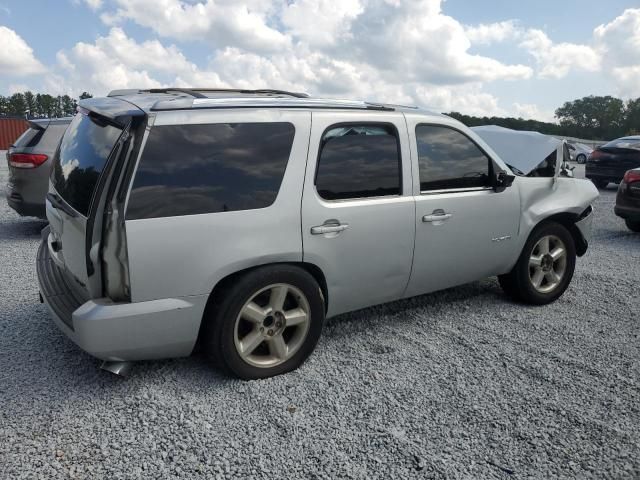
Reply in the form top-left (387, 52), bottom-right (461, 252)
top-left (498, 222), bottom-right (576, 305)
top-left (202, 265), bottom-right (325, 379)
top-left (576, 154), bottom-right (586, 164)
top-left (625, 219), bottom-right (640, 232)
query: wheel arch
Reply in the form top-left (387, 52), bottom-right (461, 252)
top-left (534, 211), bottom-right (589, 257)
top-left (196, 261), bottom-right (329, 347)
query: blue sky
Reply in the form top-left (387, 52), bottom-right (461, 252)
top-left (1, 0), bottom-right (639, 121)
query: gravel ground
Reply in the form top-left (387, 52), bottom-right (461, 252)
top-left (0, 159), bottom-right (639, 479)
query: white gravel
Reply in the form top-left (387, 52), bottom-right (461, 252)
top-left (0, 159), bottom-right (639, 479)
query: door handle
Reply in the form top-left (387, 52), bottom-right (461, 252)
top-left (422, 210), bottom-right (452, 223)
top-left (311, 222), bottom-right (350, 235)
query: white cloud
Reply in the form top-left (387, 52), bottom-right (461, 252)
top-left (0, 26), bottom-right (45, 76)
top-left (83, 0), bottom-right (102, 10)
top-left (101, 0), bottom-right (289, 54)
top-left (512, 102), bottom-right (555, 122)
top-left (55, 28), bottom-right (228, 95)
top-left (516, 8), bottom-right (640, 97)
top-left (520, 29), bottom-right (600, 79)
top-left (594, 8), bottom-right (640, 67)
top-left (281, 0), bottom-right (364, 47)
top-left (465, 20), bottom-right (520, 45)
top-left (593, 8), bottom-right (640, 97)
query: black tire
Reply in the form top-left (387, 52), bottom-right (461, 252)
top-left (625, 219), bottom-right (640, 233)
top-left (498, 222), bottom-right (576, 305)
top-left (201, 265), bottom-right (325, 380)
top-left (576, 154), bottom-right (586, 164)
top-left (591, 178), bottom-right (608, 189)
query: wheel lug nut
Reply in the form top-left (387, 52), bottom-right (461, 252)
top-left (276, 321), bottom-right (282, 328)
top-left (260, 327), bottom-right (264, 333)
top-left (268, 329), bottom-right (274, 336)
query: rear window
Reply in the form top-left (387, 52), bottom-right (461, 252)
top-left (126, 122), bottom-right (295, 220)
top-left (602, 138), bottom-right (640, 151)
top-left (51, 112), bottom-right (122, 216)
top-left (40, 124), bottom-right (70, 149)
top-left (13, 127), bottom-right (44, 148)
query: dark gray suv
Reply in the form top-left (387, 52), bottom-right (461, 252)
top-left (6, 118), bottom-right (71, 218)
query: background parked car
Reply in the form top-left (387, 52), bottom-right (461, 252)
top-left (586, 135), bottom-right (640, 189)
top-left (6, 117), bottom-right (71, 218)
top-left (615, 168), bottom-right (640, 232)
top-left (568, 142), bottom-right (593, 164)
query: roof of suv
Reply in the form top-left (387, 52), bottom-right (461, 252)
top-left (104, 88), bottom-right (444, 118)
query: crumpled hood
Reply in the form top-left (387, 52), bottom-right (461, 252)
top-left (472, 125), bottom-right (561, 175)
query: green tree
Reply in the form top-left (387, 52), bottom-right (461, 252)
top-left (625, 98), bottom-right (640, 136)
top-left (8, 93), bottom-right (28, 117)
top-left (555, 95), bottom-right (626, 139)
top-left (79, 91), bottom-right (93, 99)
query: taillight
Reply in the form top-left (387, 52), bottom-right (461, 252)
top-left (9, 153), bottom-right (48, 169)
top-left (588, 150), bottom-right (603, 162)
top-left (623, 170), bottom-right (640, 184)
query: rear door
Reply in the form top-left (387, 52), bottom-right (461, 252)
top-left (46, 108), bottom-right (128, 293)
top-left (301, 111), bottom-right (415, 317)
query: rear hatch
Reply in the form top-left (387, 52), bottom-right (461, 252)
top-left (45, 97), bottom-right (145, 297)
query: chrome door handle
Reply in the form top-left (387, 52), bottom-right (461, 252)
top-left (311, 223), bottom-right (349, 235)
top-left (422, 211), bottom-right (452, 222)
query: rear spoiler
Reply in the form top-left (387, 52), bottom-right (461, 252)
top-left (27, 119), bottom-right (49, 130)
top-left (78, 97), bottom-right (146, 127)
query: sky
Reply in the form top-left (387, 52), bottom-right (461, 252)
top-left (0, 0), bottom-right (639, 122)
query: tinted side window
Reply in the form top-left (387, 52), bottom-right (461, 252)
top-left (126, 122), bottom-right (295, 220)
top-left (416, 125), bottom-right (491, 191)
top-left (315, 125), bottom-right (401, 200)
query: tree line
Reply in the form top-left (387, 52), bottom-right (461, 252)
top-left (1, 91), bottom-right (638, 140)
top-left (0, 91), bottom-right (93, 119)
top-left (448, 95), bottom-right (640, 141)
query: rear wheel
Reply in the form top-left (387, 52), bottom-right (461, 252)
top-left (499, 222), bottom-right (576, 305)
top-left (576, 154), bottom-right (586, 164)
top-left (625, 219), bottom-right (640, 232)
top-left (591, 178), bottom-right (608, 189)
top-left (202, 265), bottom-right (325, 379)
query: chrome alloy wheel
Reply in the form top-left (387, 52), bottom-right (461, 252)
top-left (234, 283), bottom-right (311, 368)
top-left (528, 235), bottom-right (567, 293)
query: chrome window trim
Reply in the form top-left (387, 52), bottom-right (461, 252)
top-left (420, 186), bottom-right (493, 195)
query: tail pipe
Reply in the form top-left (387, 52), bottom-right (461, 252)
top-left (100, 360), bottom-right (133, 377)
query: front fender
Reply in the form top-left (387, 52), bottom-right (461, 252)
top-left (513, 177), bottom-right (598, 256)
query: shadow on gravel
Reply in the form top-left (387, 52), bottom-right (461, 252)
top-left (0, 301), bottom-right (234, 408)
top-left (0, 218), bottom-right (48, 241)
top-left (324, 278), bottom-right (504, 335)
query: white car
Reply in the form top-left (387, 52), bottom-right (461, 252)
top-left (38, 89), bottom-right (599, 379)
top-left (569, 142), bottom-right (593, 164)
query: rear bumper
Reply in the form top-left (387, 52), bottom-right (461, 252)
top-left (7, 192), bottom-right (46, 218)
top-left (37, 233), bottom-right (207, 362)
top-left (614, 204), bottom-right (640, 221)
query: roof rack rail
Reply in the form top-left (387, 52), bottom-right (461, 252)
top-left (108, 88), bottom-right (310, 99)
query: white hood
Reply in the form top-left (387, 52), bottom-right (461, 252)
top-left (472, 125), bottom-right (561, 175)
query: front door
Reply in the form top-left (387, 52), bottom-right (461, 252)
top-left (301, 111), bottom-right (415, 317)
top-left (404, 121), bottom-right (521, 298)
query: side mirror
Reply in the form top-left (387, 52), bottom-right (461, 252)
top-left (493, 171), bottom-right (515, 192)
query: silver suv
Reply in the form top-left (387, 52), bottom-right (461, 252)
top-left (38, 89), bottom-right (598, 379)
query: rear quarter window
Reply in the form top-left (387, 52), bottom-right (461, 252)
top-left (51, 113), bottom-right (122, 216)
top-left (126, 122), bottom-right (296, 220)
